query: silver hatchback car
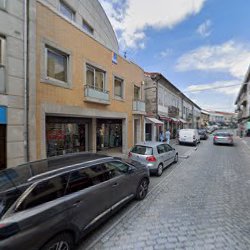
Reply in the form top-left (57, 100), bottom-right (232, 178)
top-left (128, 142), bottom-right (178, 176)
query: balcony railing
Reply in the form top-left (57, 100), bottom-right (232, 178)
top-left (0, 65), bottom-right (5, 93)
top-left (133, 99), bottom-right (146, 113)
top-left (84, 84), bottom-right (110, 104)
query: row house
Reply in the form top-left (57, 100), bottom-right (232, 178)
top-left (235, 65), bottom-right (250, 136)
top-left (200, 110), bottom-right (210, 128)
top-left (0, 0), bottom-right (146, 168)
top-left (0, 0), bottom-right (28, 169)
top-left (144, 72), bottom-right (201, 141)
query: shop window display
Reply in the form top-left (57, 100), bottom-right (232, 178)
top-left (46, 123), bottom-right (86, 157)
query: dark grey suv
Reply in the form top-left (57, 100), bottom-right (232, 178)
top-left (0, 153), bottom-right (149, 250)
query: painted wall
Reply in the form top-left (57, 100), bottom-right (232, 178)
top-left (35, 2), bottom-right (144, 158)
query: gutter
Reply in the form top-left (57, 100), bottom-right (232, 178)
top-left (24, 0), bottom-right (29, 162)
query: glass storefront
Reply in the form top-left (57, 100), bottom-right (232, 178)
top-left (96, 119), bottom-right (122, 151)
top-left (46, 117), bottom-right (90, 157)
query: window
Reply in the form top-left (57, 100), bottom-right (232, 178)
top-left (86, 64), bottom-right (105, 91)
top-left (46, 46), bottom-right (68, 83)
top-left (164, 144), bottom-right (173, 152)
top-left (105, 161), bottom-right (127, 174)
top-left (16, 174), bottom-right (69, 211)
top-left (131, 145), bottom-right (153, 155)
top-left (157, 144), bottom-right (166, 154)
top-left (66, 168), bottom-right (93, 194)
top-left (60, 1), bottom-right (75, 21)
top-left (134, 85), bottom-right (140, 100)
top-left (114, 76), bottom-right (124, 98)
top-left (82, 19), bottom-right (94, 35)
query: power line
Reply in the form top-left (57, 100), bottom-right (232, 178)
top-left (184, 83), bottom-right (242, 93)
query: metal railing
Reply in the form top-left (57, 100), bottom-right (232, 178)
top-left (84, 84), bottom-right (110, 102)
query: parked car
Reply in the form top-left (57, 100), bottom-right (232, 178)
top-left (0, 153), bottom-right (149, 250)
top-left (128, 142), bottom-right (178, 177)
top-left (213, 131), bottom-right (234, 146)
top-left (178, 129), bottom-right (200, 146)
top-left (198, 129), bottom-right (208, 140)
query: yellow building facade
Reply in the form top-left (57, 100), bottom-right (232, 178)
top-left (32, 1), bottom-right (145, 160)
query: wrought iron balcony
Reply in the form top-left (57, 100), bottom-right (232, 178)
top-left (84, 84), bottom-right (110, 104)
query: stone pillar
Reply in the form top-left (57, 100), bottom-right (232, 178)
top-left (122, 118), bottom-right (128, 154)
top-left (90, 118), bottom-right (97, 152)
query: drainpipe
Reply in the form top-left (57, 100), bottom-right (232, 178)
top-left (24, 0), bottom-right (29, 162)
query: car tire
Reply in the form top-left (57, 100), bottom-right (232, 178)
top-left (41, 232), bottom-right (74, 250)
top-left (156, 164), bottom-right (163, 177)
top-left (174, 154), bottom-right (178, 163)
top-left (135, 178), bottom-right (149, 200)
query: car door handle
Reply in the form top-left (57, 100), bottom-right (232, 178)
top-left (72, 200), bottom-right (82, 207)
top-left (112, 182), bottom-right (119, 187)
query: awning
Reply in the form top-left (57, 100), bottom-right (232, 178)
top-left (171, 117), bottom-right (178, 122)
top-left (146, 117), bottom-right (164, 124)
top-left (159, 116), bottom-right (172, 121)
top-left (179, 118), bottom-right (188, 124)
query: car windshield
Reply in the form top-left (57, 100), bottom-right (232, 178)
top-left (131, 145), bottom-right (153, 155)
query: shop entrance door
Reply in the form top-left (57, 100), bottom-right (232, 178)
top-left (145, 123), bottom-right (152, 141)
top-left (0, 125), bottom-right (6, 170)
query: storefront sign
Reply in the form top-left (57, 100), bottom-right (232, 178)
top-left (0, 106), bottom-right (7, 124)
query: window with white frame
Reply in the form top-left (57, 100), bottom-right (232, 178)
top-left (82, 18), bottom-right (94, 35)
top-left (60, 1), bottom-right (75, 21)
top-left (46, 46), bottom-right (68, 83)
top-left (86, 64), bottom-right (105, 91)
top-left (114, 76), bottom-right (124, 98)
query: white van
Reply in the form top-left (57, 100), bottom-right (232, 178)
top-left (178, 129), bottom-right (200, 146)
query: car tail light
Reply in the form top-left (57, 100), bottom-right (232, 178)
top-left (0, 223), bottom-right (20, 240)
top-left (128, 152), bottom-right (132, 158)
top-left (214, 136), bottom-right (218, 140)
top-left (146, 155), bottom-right (157, 162)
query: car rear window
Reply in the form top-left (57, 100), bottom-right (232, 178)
top-left (131, 145), bottom-right (153, 155)
top-left (215, 132), bottom-right (230, 136)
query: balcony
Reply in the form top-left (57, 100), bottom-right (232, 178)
top-left (84, 85), bottom-right (110, 105)
top-left (0, 65), bottom-right (5, 93)
top-left (133, 99), bottom-right (146, 114)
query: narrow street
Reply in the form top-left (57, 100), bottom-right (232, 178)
top-left (78, 134), bottom-right (250, 250)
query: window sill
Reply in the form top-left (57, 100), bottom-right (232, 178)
top-left (114, 96), bottom-right (125, 102)
top-left (41, 77), bottom-right (72, 89)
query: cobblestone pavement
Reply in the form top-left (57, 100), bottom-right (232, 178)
top-left (84, 136), bottom-right (250, 250)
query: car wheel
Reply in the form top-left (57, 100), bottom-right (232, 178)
top-left (136, 178), bottom-right (149, 200)
top-left (156, 164), bottom-right (163, 177)
top-left (41, 233), bottom-right (74, 250)
top-left (174, 154), bottom-right (178, 163)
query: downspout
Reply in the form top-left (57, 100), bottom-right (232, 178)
top-left (24, 0), bottom-right (29, 162)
